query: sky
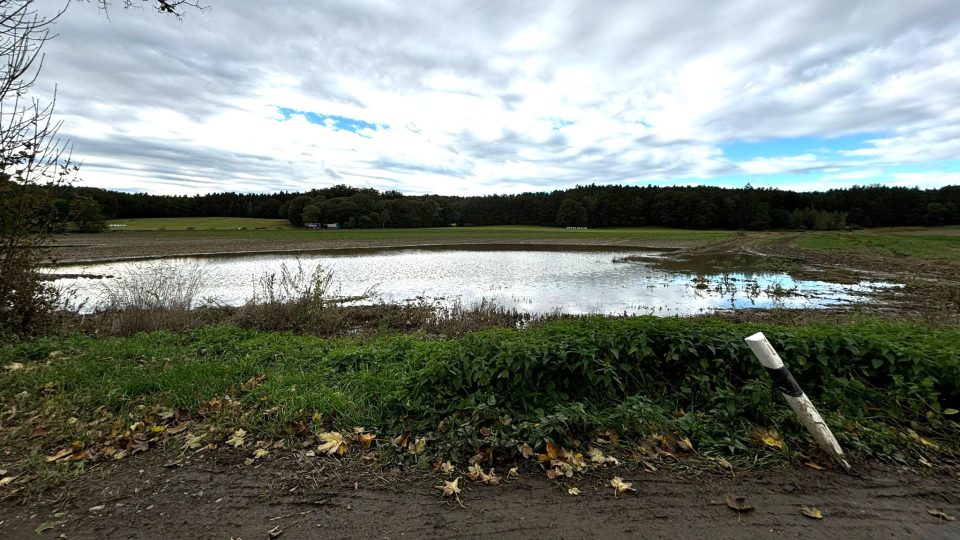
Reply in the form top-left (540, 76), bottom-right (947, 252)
top-left (32, 0), bottom-right (960, 196)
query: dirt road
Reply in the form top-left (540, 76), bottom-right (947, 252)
top-left (2, 449), bottom-right (957, 539)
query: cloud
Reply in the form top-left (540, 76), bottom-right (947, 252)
top-left (29, 0), bottom-right (960, 195)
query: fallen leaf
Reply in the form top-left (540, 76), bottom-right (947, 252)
top-left (754, 428), bottom-right (785, 450)
top-left (436, 477), bottom-right (461, 497)
top-left (184, 434), bottom-right (205, 450)
top-left (927, 508), bottom-right (956, 521)
top-left (28, 428), bottom-right (48, 439)
top-left (724, 495), bottom-right (754, 513)
top-left (520, 443), bottom-right (536, 459)
top-left (241, 374), bottom-right (267, 391)
top-left (316, 432), bottom-right (347, 456)
top-left (267, 525), bottom-right (283, 538)
top-left (4, 362), bottom-right (23, 371)
top-left (392, 433), bottom-right (409, 448)
top-left (408, 437), bottom-right (426, 454)
top-left (253, 448), bottom-right (270, 459)
top-left (226, 429), bottom-right (247, 448)
top-left (166, 422), bottom-right (190, 435)
top-left (800, 506), bottom-right (823, 519)
top-left (567, 487), bottom-right (581, 496)
top-left (677, 437), bottom-right (694, 451)
top-left (507, 467), bottom-right (519, 479)
top-left (46, 447), bottom-right (74, 463)
top-left (480, 468), bottom-right (501, 486)
top-left (716, 457), bottom-right (733, 470)
top-left (440, 461), bottom-right (455, 474)
top-left (610, 477), bottom-right (634, 497)
top-left (466, 463), bottom-right (483, 481)
top-left (359, 433), bottom-right (376, 449)
top-left (641, 460), bottom-right (657, 473)
top-left (545, 442), bottom-right (559, 461)
top-left (35, 522), bottom-right (54, 535)
top-left (805, 462), bottom-right (825, 470)
top-left (0, 476), bottom-right (18, 487)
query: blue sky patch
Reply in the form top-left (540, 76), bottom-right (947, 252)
top-left (277, 107), bottom-right (385, 134)
top-left (719, 133), bottom-right (884, 161)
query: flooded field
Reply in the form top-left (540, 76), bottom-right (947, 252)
top-left (50, 247), bottom-right (898, 316)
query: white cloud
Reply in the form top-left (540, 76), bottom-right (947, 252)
top-left (29, 0), bottom-right (960, 195)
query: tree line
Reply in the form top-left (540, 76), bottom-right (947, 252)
top-left (61, 183), bottom-right (960, 231)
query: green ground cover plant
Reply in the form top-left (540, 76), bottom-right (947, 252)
top-left (2, 317), bottom-right (957, 475)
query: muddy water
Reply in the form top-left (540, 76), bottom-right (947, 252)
top-left (49, 247), bottom-right (898, 315)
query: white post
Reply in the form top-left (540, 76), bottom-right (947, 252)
top-left (744, 332), bottom-right (851, 471)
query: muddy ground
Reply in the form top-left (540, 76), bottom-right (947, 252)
top-left (1, 447), bottom-right (958, 539)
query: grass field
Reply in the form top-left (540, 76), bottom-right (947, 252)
top-left (107, 217), bottom-right (292, 230)
top-left (104, 219), bottom-right (735, 244)
top-left (796, 227), bottom-right (960, 261)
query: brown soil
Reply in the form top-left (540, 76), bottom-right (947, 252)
top-left (48, 233), bottom-right (694, 265)
top-left (2, 447), bottom-right (958, 539)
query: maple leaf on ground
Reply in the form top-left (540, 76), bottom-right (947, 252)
top-left (359, 433), bottom-right (376, 449)
top-left (610, 477), bottom-right (635, 497)
top-left (317, 432), bottom-right (348, 456)
top-left (226, 429), bottom-right (247, 447)
top-left (479, 468), bottom-right (501, 486)
top-left (466, 463), bottom-right (483, 481)
top-left (253, 448), bottom-right (270, 459)
top-left (437, 477), bottom-right (461, 497)
top-left (440, 461), bottom-right (455, 474)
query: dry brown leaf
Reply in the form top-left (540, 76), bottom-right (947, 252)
top-left (677, 437), bottom-right (694, 452)
top-left (805, 462), bottom-right (825, 470)
top-left (716, 457), bottom-right (733, 470)
top-left (46, 447), bottom-right (74, 463)
top-left (800, 506), bottom-right (823, 519)
top-left (167, 422), bottom-right (190, 435)
top-left (507, 467), bottom-right (519, 479)
top-left (724, 495), bottom-right (754, 513)
top-left (28, 428), bottom-right (48, 439)
top-left (440, 461), bottom-right (455, 475)
top-left (241, 374), bottom-right (267, 391)
top-left (392, 433), bottom-right (410, 448)
top-left (437, 477), bottom-right (461, 496)
top-left (610, 477), bottom-right (634, 497)
top-left (520, 443), bottom-right (536, 459)
top-left (545, 442), bottom-right (559, 461)
top-left (927, 508), bottom-right (956, 521)
top-left (641, 460), bottom-right (657, 473)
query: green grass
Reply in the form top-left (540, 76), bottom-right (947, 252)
top-left (107, 221), bottom-right (735, 244)
top-left (2, 317), bottom-right (957, 468)
top-left (107, 217), bottom-right (293, 230)
top-left (795, 228), bottom-right (960, 261)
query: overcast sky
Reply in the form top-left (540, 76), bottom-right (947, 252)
top-left (34, 0), bottom-right (960, 195)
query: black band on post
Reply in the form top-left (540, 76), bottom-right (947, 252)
top-left (765, 366), bottom-right (803, 397)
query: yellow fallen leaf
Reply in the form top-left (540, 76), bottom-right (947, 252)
top-left (409, 437), bottom-right (426, 454)
top-left (716, 457), bottom-right (733, 470)
top-left (480, 468), bottom-right (501, 486)
top-left (466, 463), bottom-right (483, 481)
top-left (253, 448), bottom-right (270, 459)
top-left (610, 477), bottom-right (634, 497)
top-left (800, 506), bottom-right (823, 519)
top-left (440, 461), bottom-right (455, 474)
top-left (226, 429), bottom-right (247, 447)
top-left (677, 437), bottom-right (694, 452)
top-left (507, 467), bottom-right (519, 479)
top-left (754, 428), bottom-right (785, 450)
top-left (437, 477), bottom-right (461, 497)
top-left (4, 362), bottom-right (23, 371)
top-left (184, 433), bottom-right (205, 450)
top-left (317, 432), bottom-right (347, 456)
top-left (545, 442), bottom-right (559, 460)
top-left (567, 487), bottom-right (580, 496)
top-left (359, 433), bottom-right (376, 449)
top-left (0, 476), bottom-right (18, 487)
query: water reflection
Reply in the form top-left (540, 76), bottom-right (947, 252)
top-left (49, 248), bottom-right (898, 316)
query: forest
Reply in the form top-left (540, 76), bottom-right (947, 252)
top-left (47, 182), bottom-right (960, 231)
